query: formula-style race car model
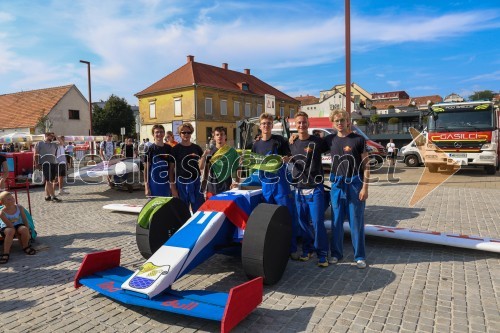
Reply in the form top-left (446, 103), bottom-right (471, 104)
top-left (74, 189), bottom-right (292, 332)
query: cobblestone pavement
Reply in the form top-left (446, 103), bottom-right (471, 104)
top-left (1, 165), bottom-right (499, 333)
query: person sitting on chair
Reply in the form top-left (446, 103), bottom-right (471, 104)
top-left (0, 191), bottom-right (36, 264)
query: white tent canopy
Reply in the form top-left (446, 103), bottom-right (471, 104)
top-left (0, 132), bottom-right (44, 144)
top-left (0, 133), bottom-right (106, 144)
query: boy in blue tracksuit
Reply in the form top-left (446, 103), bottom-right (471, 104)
top-left (169, 123), bottom-right (205, 213)
top-left (289, 112), bottom-right (330, 267)
top-left (251, 113), bottom-right (299, 259)
top-left (325, 109), bottom-right (370, 269)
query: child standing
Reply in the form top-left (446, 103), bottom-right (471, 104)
top-left (0, 191), bottom-right (36, 264)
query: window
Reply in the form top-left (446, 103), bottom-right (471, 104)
top-left (234, 101), bottom-right (240, 116)
top-left (68, 109), bottom-right (80, 120)
top-left (205, 98), bottom-right (212, 115)
top-left (280, 106), bottom-right (284, 117)
top-left (149, 101), bottom-right (156, 118)
top-left (245, 103), bottom-right (251, 117)
top-left (289, 108), bottom-right (294, 118)
top-left (257, 104), bottom-right (262, 115)
top-left (174, 98), bottom-right (182, 116)
top-left (220, 100), bottom-right (227, 116)
top-left (206, 127), bottom-right (213, 143)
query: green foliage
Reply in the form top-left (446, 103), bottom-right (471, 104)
top-left (468, 90), bottom-right (495, 101)
top-left (35, 112), bottom-right (51, 133)
top-left (92, 95), bottom-right (136, 136)
top-left (370, 114), bottom-right (380, 123)
top-left (388, 117), bottom-right (400, 124)
top-left (355, 118), bottom-right (368, 125)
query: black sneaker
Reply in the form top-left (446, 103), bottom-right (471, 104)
top-left (51, 196), bottom-right (62, 203)
top-left (45, 196), bottom-right (51, 201)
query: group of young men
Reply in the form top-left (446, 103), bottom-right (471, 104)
top-left (254, 111), bottom-right (369, 268)
top-left (143, 110), bottom-right (369, 269)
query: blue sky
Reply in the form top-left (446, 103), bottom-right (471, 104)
top-left (0, 0), bottom-right (499, 106)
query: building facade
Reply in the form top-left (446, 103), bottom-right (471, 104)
top-left (136, 56), bottom-right (300, 146)
top-left (0, 85), bottom-right (91, 136)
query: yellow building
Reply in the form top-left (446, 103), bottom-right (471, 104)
top-left (135, 55), bottom-right (300, 146)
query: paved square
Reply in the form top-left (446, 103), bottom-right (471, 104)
top-left (1, 165), bottom-right (499, 332)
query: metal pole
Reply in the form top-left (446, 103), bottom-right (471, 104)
top-left (345, 0), bottom-right (351, 115)
top-left (79, 60), bottom-right (93, 135)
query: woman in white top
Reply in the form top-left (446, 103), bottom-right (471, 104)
top-left (55, 136), bottom-right (69, 195)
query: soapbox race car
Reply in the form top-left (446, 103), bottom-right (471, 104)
top-left (74, 189), bottom-right (292, 332)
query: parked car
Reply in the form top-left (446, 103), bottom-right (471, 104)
top-left (278, 123), bottom-right (386, 168)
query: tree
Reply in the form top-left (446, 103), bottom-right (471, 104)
top-left (92, 95), bottom-right (136, 136)
top-left (34, 111), bottom-right (52, 134)
top-left (388, 117), bottom-right (399, 124)
top-left (469, 90), bottom-right (495, 101)
top-left (370, 114), bottom-right (380, 123)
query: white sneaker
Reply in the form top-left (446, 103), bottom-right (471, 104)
top-left (58, 190), bottom-right (69, 195)
top-left (328, 257), bottom-right (339, 264)
top-left (356, 260), bottom-right (367, 269)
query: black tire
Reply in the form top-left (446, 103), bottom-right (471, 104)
top-left (405, 154), bottom-right (420, 167)
top-left (485, 165), bottom-right (496, 175)
top-left (242, 204), bottom-right (292, 285)
top-left (374, 155), bottom-right (384, 164)
top-left (136, 198), bottom-right (191, 259)
top-left (427, 165), bottom-right (439, 173)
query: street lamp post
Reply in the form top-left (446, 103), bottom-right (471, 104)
top-left (345, 0), bottom-right (351, 115)
top-left (79, 60), bottom-right (93, 135)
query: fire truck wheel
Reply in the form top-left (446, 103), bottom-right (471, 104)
top-left (136, 198), bottom-right (191, 259)
top-left (485, 165), bottom-right (496, 175)
top-left (242, 203), bottom-right (292, 285)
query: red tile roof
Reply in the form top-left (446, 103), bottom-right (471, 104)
top-left (136, 56), bottom-right (298, 103)
top-left (372, 91), bottom-right (409, 99)
top-left (371, 99), bottom-right (412, 109)
top-left (0, 85), bottom-right (74, 129)
top-left (294, 95), bottom-right (319, 105)
top-left (410, 95), bottom-right (443, 107)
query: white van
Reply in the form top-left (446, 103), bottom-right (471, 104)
top-left (397, 130), bottom-right (427, 167)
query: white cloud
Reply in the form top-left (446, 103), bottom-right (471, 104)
top-left (353, 11), bottom-right (500, 44)
top-left (1, 0), bottom-right (499, 102)
top-left (387, 80), bottom-right (400, 88)
top-left (0, 11), bottom-right (14, 22)
top-left (411, 85), bottom-right (438, 92)
top-left (461, 70), bottom-right (500, 82)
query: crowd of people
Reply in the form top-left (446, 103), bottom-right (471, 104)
top-left (140, 110), bottom-right (370, 269)
top-left (3, 110), bottom-right (371, 268)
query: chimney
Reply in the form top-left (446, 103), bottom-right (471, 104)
top-left (244, 68), bottom-right (250, 75)
top-left (222, 63), bottom-right (228, 69)
top-left (187, 55), bottom-right (194, 63)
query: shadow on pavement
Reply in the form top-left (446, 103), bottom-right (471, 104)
top-left (364, 204), bottom-right (425, 227)
top-left (0, 231), bottom-right (134, 289)
top-left (0, 300), bottom-right (38, 312)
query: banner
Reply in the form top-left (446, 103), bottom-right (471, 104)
top-left (210, 145), bottom-right (239, 182)
top-left (264, 94), bottom-right (275, 115)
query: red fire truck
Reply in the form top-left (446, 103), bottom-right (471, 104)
top-left (425, 101), bottom-right (499, 174)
